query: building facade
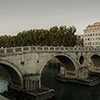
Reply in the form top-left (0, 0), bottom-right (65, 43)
top-left (83, 22), bottom-right (100, 48)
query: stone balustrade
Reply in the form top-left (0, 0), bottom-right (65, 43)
top-left (0, 46), bottom-right (100, 55)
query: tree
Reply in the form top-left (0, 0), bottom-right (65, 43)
top-left (0, 25), bottom-right (77, 47)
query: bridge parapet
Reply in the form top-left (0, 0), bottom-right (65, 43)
top-left (0, 46), bottom-right (100, 55)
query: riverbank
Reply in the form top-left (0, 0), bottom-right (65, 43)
top-left (56, 74), bottom-right (100, 86)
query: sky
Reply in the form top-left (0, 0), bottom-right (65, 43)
top-left (0, 0), bottom-right (100, 35)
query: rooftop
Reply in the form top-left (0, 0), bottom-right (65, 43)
top-left (84, 22), bottom-right (100, 32)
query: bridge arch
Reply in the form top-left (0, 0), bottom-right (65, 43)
top-left (0, 59), bottom-right (23, 90)
top-left (55, 55), bottom-right (76, 71)
top-left (40, 54), bottom-right (78, 77)
top-left (90, 54), bottom-right (100, 68)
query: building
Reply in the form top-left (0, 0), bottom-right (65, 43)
top-left (83, 22), bottom-right (100, 48)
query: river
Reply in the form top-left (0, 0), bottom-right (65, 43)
top-left (41, 65), bottom-right (100, 100)
top-left (0, 66), bottom-right (9, 93)
top-left (0, 65), bottom-right (100, 100)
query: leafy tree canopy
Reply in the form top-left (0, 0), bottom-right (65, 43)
top-left (0, 26), bottom-right (77, 47)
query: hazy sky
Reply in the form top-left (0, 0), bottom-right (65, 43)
top-left (0, 0), bottom-right (100, 35)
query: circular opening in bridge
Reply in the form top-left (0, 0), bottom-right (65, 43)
top-left (79, 56), bottom-right (84, 65)
top-left (91, 54), bottom-right (100, 67)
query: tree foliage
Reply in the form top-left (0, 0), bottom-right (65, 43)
top-left (0, 26), bottom-right (77, 47)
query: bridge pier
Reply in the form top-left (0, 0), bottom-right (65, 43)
top-left (6, 73), bottom-right (54, 100)
top-left (60, 66), bottom-right (76, 79)
top-left (78, 67), bottom-right (89, 79)
top-left (23, 73), bottom-right (41, 92)
top-left (59, 65), bottom-right (89, 80)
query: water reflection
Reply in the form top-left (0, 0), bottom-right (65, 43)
top-left (0, 80), bottom-right (8, 93)
top-left (41, 65), bottom-right (100, 100)
top-left (0, 65), bottom-right (9, 93)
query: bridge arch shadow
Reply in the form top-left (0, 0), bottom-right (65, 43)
top-left (41, 54), bottom-right (77, 88)
top-left (41, 54), bottom-right (77, 74)
top-left (91, 54), bottom-right (100, 68)
top-left (0, 59), bottom-right (23, 90)
top-left (55, 55), bottom-right (76, 71)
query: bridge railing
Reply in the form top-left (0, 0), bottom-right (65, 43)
top-left (0, 46), bottom-right (100, 55)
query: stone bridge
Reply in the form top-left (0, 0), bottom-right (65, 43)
top-left (0, 46), bottom-right (100, 91)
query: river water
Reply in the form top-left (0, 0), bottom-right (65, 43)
top-left (0, 66), bottom-right (9, 93)
top-left (41, 65), bottom-right (100, 100)
top-left (0, 65), bottom-right (100, 100)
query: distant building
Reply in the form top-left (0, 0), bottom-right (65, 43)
top-left (83, 22), bottom-right (100, 48)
